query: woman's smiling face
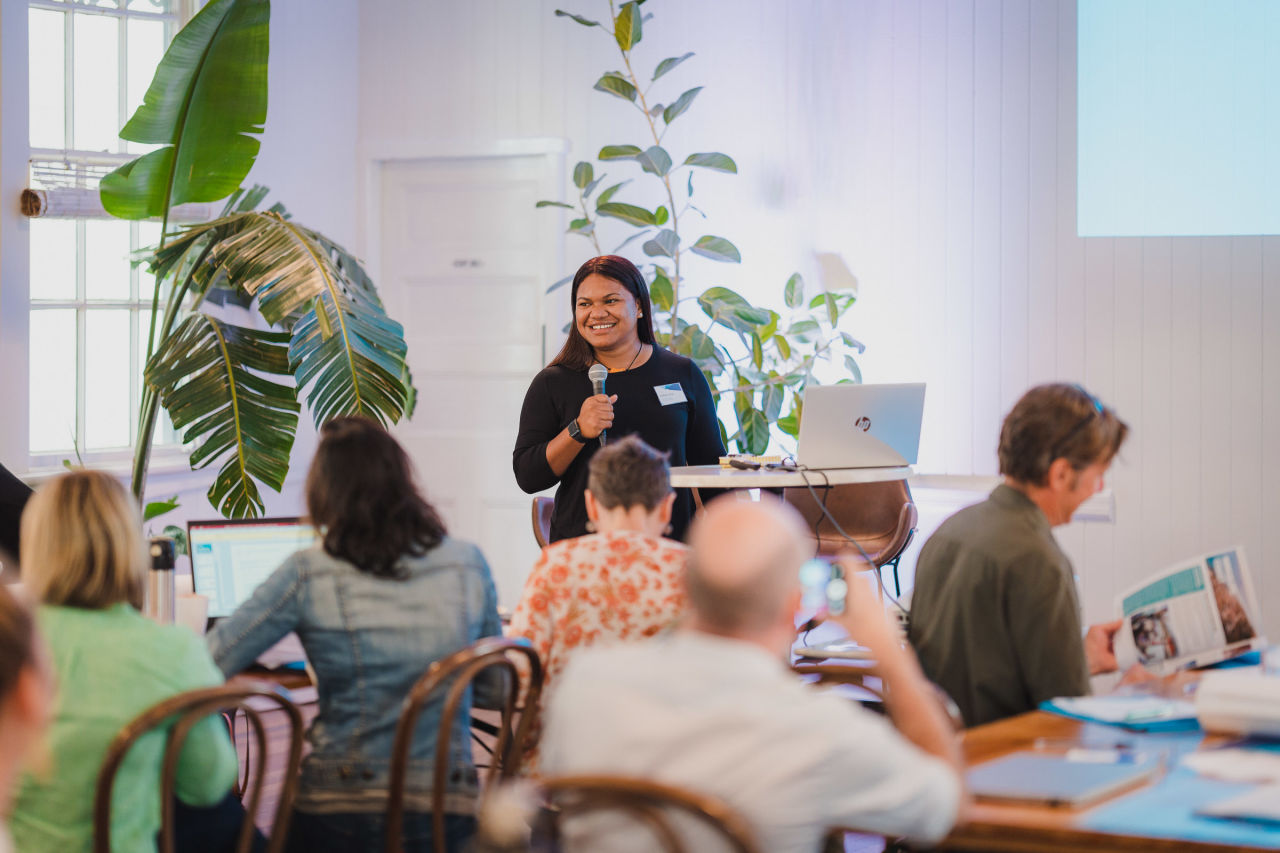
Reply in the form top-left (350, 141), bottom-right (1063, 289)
top-left (575, 273), bottom-right (640, 353)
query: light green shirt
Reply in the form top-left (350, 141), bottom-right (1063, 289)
top-left (10, 603), bottom-right (238, 853)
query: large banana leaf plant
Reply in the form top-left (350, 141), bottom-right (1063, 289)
top-left (100, 0), bottom-right (415, 517)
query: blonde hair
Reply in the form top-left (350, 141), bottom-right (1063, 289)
top-left (20, 470), bottom-right (146, 609)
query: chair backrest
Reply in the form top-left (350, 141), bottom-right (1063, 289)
top-left (386, 637), bottom-right (544, 853)
top-left (93, 684), bottom-right (305, 853)
top-left (783, 479), bottom-right (918, 564)
top-left (539, 774), bottom-right (763, 853)
top-left (532, 497), bottom-right (553, 549)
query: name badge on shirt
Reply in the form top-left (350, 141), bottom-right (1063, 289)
top-left (654, 382), bottom-right (687, 406)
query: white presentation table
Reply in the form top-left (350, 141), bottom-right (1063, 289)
top-left (668, 464), bottom-right (912, 489)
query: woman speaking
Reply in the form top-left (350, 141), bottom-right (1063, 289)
top-left (513, 255), bottom-right (724, 543)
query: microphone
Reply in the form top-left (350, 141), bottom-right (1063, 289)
top-left (588, 363), bottom-right (609, 446)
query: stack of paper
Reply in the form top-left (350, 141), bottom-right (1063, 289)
top-left (1043, 695), bottom-right (1199, 731)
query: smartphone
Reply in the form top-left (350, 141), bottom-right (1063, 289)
top-left (799, 557), bottom-right (848, 616)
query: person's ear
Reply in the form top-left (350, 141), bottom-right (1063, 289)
top-left (1046, 457), bottom-right (1074, 492)
top-left (658, 492), bottom-right (676, 525)
top-left (584, 489), bottom-right (600, 522)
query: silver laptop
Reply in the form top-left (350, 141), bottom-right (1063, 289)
top-left (796, 383), bottom-right (926, 469)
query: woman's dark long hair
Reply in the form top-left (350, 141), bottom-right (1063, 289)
top-left (548, 255), bottom-right (656, 371)
top-left (305, 416), bottom-right (446, 578)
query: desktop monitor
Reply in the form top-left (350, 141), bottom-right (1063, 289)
top-left (189, 517), bottom-right (318, 619)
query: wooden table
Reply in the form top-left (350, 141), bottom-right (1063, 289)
top-left (941, 710), bottom-right (1276, 853)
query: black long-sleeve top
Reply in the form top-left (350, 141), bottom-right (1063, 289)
top-left (513, 347), bottom-right (725, 543)
top-left (0, 462), bottom-right (32, 565)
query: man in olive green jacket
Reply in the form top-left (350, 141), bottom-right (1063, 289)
top-left (909, 383), bottom-right (1137, 727)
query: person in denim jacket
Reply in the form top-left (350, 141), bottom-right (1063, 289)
top-left (208, 417), bottom-right (504, 853)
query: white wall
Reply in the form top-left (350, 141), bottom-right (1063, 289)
top-left (357, 0), bottom-right (1280, 639)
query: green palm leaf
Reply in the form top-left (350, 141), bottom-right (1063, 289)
top-left (165, 211), bottom-right (415, 426)
top-left (99, 0), bottom-right (269, 221)
top-left (146, 314), bottom-right (299, 518)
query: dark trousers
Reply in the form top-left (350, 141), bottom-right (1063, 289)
top-left (284, 809), bottom-right (477, 853)
top-left (171, 791), bottom-right (267, 853)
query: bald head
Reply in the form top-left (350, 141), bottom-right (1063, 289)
top-left (685, 496), bottom-right (813, 637)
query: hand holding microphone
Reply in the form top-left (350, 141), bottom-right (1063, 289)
top-left (579, 363), bottom-right (615, 443)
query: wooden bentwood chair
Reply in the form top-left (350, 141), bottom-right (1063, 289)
top-left (93, 684), bottom-right (305, 853)
top-left (783, 479), bottom-right (918, 596)
top-left (531, 497), bottom-right (554, 549)
top-left (537, 775), bottom-right (763, 853)
top-left (385, 637), bottom-right (544, 853)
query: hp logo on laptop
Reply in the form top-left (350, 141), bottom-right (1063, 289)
top-left (854, 416), bottom-right (872, 432)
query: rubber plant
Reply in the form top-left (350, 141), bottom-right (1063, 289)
top-left (100, 0), bottom-right (415, 517)
top-left (538, 1), bottom-right (863, 455)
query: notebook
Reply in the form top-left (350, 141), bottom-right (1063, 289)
top-left (968, 750), bottom-right (1163, 808)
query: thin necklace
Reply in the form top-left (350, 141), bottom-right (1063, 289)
top-left (609, 341), bottom-right (644, 373)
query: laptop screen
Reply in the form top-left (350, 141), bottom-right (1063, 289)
top-left (189, 518), bottom-right (318, 618)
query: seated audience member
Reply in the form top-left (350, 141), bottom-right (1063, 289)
top-left (0, 462), bottom-right (32, 567)
top-left (10, 470), bottom-right (241, 853)
top-left (509, 435), bottom-right (687, 767)
top-left (539, 496), bottom-right (963, 852)
top-left (208, 416), bottom-right (503, 853)
top-left (0, 587), bottom-right (50, 853)
top-left (908, 383), bottom-right (1132, 727)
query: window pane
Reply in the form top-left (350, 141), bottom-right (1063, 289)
top-left (29, 9), bottom-right (66, 149)
top-left (85, 219), bottom-right (132, 300)
top-left (30, 219), bottom-right (77, 301)
top-left (85, 310), bottom-right (131, 450)
top-left (125, 18), bottom-right (165, 155)
top-left (29, 310), bottom-right (78, 454)
top-left (73, 14), bottom-right (120, 152)
top-left (126, 0), bottom-right (172, 10)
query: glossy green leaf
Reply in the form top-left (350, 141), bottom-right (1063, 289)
top-left (162, 525), bottom-right (188, 556)
top-left (662, 87), bottom-right (702, 124)
top-left (762, 381), bottom-right (784, 421)
top-left (788, 319), bottom-right (821, 342)
top-left (595, 180), bottom-right (630, 205)
top-left (614, 1), bottom-right (642, 50)
top-left (671, 325), bottom-right (716, 360)
top-left (844, 354), bottom-right (863, 383)
top-left (568, 217), bottom-right (595, 235)
top-left (757, 310), bottom-right (779, 341)
top-left (784, 273), bottom-right (804, 308)
top-left (536, 200), bottom-right (575, 209)
top-left (594, 73), bottom-right (638, 102)
top-left (583, 175), bottom-right (604, 197)
top-left (596, 202), bottom-right (657, 226)
top-left (572, 161), bottom-right (594, 188)
top-left (751, 333), bottom-right (763, 370)
top-left (554, 9), bottom-right (600, 27)
top-left (774, 334), bottom-right (791, 360)
top-left (642, 229), bottom-right (679, 259)
top-left (654, 205), bottom-right (669, 225)
top-left (777, 405), bottom-right (800, 437)
top-left (146, 313), bottom-right (299, 518)
top-left (649, 267), bottom-right (674, 311)
top-left (143, 495), bottom-right (180, 522)
top-left (653, 51), bottom-right (694, 80)
top-left (599, 144), bottom-right (643, 160)
top-left (697, 286), bottom-right (771, 333)
top-left (636, 146), bottom-right (672, 177)
top-left (689, 235), bottom-right (741, 263)
top-left (738, 408), bottom-right (770, 455)
top-left (683, 152), bottom-right (737, 173)
top-left (841, 331), bottom-right (866, 353)
top-left (648, 103), bottom-right (664, 117)
top-left (100, 0), bottom-right (268, 220)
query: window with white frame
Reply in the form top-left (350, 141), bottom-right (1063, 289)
top-left (27, 0), bottom-right (183, 459)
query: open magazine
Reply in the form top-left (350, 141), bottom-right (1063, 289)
top-left (1114, 547), bottom-right (1265, 676)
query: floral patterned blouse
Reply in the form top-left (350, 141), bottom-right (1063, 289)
top-left (508, 529), bottom-right (689, 768)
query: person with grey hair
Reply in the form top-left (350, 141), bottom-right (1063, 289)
top-left (539, 495), bottom-right (963, 852)
top-left (509, 435), bottom-right (688, 770)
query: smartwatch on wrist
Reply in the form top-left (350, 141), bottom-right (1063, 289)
top-left (567, 419), bottom-right (586, 443)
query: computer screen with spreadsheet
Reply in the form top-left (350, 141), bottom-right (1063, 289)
top-left (189, 518), bottom-right (317, 618)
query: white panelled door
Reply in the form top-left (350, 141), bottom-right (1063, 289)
top-left (376, 154), bottom-right (563, 607)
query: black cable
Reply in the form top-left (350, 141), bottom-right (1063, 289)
top-left (795, 465), bottom-right (909, 615)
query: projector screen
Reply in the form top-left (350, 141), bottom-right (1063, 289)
top-left (1078, 0), bottom-right (1280, 237)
